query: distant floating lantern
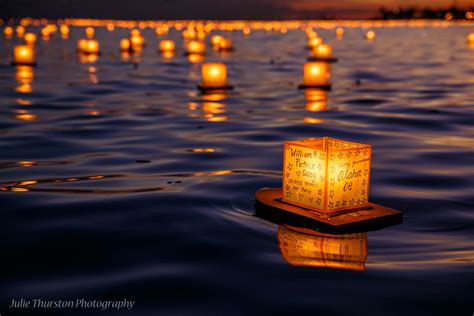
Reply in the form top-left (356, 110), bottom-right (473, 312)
top-left (85, 27), bottom-right (94, 38)
top-left (278, 226), bottom-right (367, 271)
top-left (185, 40), bottom-right (206, 56)
top-left (468, 33), bottom-right (474, 45)
top-left (16, 26), bottom-right (25, 37)
top-left (24, 32), bottom-right (37, 46)
top-left (120, 38), bottom-right (131, 52)
top-left (211, 35), bottom-right (224, 48)
top-left (217, 38), bottom-right (233, 52)
top-left (187, 53), bottom-right (205, 63)
top-left (130, 32), bottom-right (145, 51)
top-left (13, 45), bottom-right (36, 66)
top-left (242, 27), bottom-right (251, 36)
top-left (78, 39), bottom-right (100, 55)
top-left (106, 23), bottom-right (115, 32)
top-left (255, 137), bottom-right (403, 229)
top-left (366, 30), bottom-right (376, 41)
top-left (197, 63), bottom-right (233, 92)
top-left (336, 27), bottom-right (344, 39)
top-left (298, 62), bottom-right (331, 90)
top-left (309, 44), bottom-right (337, 62)
top-left (60, 24), bottom-right (70, 37)
top-left (159, 39), bottom-right (175, 53)
top-left (4, 26), bottom-right (14, 38)
top-left (307, 37), bottom-right (322, 50)
top-left (40, 27), bottom-right (51, 39)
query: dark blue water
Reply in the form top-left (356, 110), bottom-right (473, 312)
top-left (1, 23), bottom-right (473, 315)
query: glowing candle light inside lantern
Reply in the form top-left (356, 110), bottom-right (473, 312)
top-left (85, 27), bottom-right (95, 38)
top-left (159, 39), bottom-right (175, 53)
top-left (13, 45), bottom-right (35, 65)
top-left (366, 30), bottom-right (376, 41)
top-left (186, 40), bottom-right (206, 55)
top-left (336, 27), bottom-right (344, 38)
top-left (283, 137), bottom-right (371, 212)
top-left (4, 26), bottom-right (14, 38)
top-left (24, 33), bottom-right (37, 46)
top-left (311, 44), bottom-right (332, 60)
top-left (278, 226), bottom-right (367, 271)
top-left (303, 62), bottom-right (330, 87)
top-left (120, 38), bottom-right (130, 51)
top-left (200, 63), bottom-right (228, 89)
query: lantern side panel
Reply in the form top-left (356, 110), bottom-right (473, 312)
top-left (283, 142), bottom-right (327, 211)
top-left (326, 144), bottom-right (371, 211)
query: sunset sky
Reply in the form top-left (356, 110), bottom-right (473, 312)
top-left (1, 0), bottom-right (472, 19)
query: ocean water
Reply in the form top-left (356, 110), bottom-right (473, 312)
top-left (0, 24), bottom-right (473, 315)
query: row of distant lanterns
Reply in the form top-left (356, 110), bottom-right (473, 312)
top-left (4, 21), bottom-right (474, 94)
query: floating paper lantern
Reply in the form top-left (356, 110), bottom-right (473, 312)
top-left (282, 137), bottom-right (371, 213)
top-left (107, 24), bottom-right (115, 32)
top-left (40, 27), bottom-right (51, 39)
top-left (310, 44), bottom-right (336, 62)
top-left (299, 62), bottom-right (331, 90)
top-left (159, 39), bottom-right (175, 53)
top-left (120, 38), bottom-right (131, 52)
top-left (468, 33), bottom-right (474, 45)
top-left (78, 39), bottom-right (100, 54)
top-left (366, 30), bottom-right (376, 41)
top-left (16, 26), bottom-right (25, 37)
top-left (85, 27), bottom-right (94, 38)
top-left (217, 38), bottom-right (233, 52)
top-left (307, 37), bottom-right (322, 49)
top-left (13, 45), bottom-right (36, 66)
top-left (185, 40), bottom-right (206, 55)
top-left (4, 26), bottom-right (13, 38)
top-left (198, 63), bottom-right (233, 91)
top-left (60, 25), bottom-right (70, 37)
top-left (24, 33), bottom-right (37, 46)
top-left (211, 35), bottom-right (224, 48)
top-left (130, 32), bottom-right (145, 50)
top-left (336, 27), bottom-right (344, 38)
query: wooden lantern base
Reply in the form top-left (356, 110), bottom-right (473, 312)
top-left (298, 83), bottom-right (331, 91)
top-left (12, 62), bottom-right (37, 67)
top-left (255, 188), bottom-right (403, 233)
top-left (184, 52), bottom-right (207, 56)
top-left (307, 57), bottom-right (338, 63)
top-left (197, 84), bottom-right (234, 92)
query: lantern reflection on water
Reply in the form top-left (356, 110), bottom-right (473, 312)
top-left (15, 65), bottom-right (34, 93)
top-left (278, 226), bottom-right (367, 271)
top-left (305, 89), bottom-right (327, 112)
